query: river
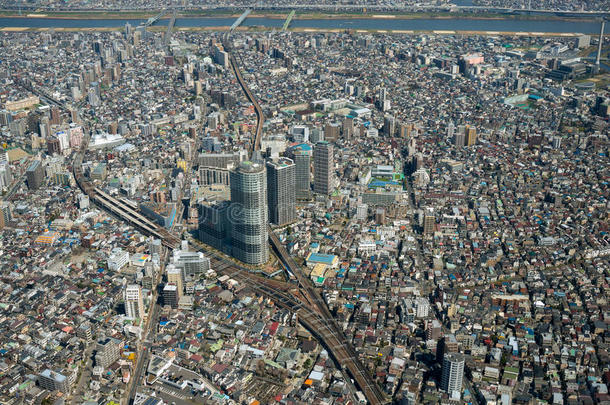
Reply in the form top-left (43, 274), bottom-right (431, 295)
top-left (0, 16), bottom-right (602, 34)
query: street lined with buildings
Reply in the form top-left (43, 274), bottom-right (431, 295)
top-left (0, 5), bottom-right (609, 405)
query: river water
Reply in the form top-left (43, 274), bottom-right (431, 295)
top-left (0, 16), bottom-right (602, 34)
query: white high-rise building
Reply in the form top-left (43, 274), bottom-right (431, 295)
top-left (0, 162), bottom-right (12, 190)
top-left (447, 122), bottom-right (455, 140)
top-left (124, 284), bottom-right (144, 320)
top-left (415, 297), bottom-right (430, 318)
top-left (230, 161), bottom-right (268, 265)
top-left (171, 248), bottom-right (210, 280)
top-left (356, 203), bottom-right (368, 221)
top-left (441, 352), bottom-right (465, 397)
top-left (55, 130), bottom-right (70, 152)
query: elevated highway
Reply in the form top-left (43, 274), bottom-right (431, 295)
top-left (70, 127), bottom-right (179, 249)
top-left (16, 80), bottom-right (180, 405)
top-left (228, 51), bottom-right (264, 158)
top-left (72, 132), bottom-right (180, 249)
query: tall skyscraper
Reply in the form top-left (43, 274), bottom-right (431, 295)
top-left (423, 208), bottom-right (435, 235)
top-left (596, 20), bottom-right (605, 67)
top-left (26, 160), bottom-right (44, 190)
top-left (313, 141), bottom-right (334, 196)
top-left (384, 115), bottom-right (396, 137)
top-left (342, 117), bottom-right (354, 140)
top-left (267, 158), bottom-right (296, 226)
top-left (378, 87), bottom-right (389, 110)
top-left (163, 284), bottom-right (178, 309)
top-left (441, 352), bottom-right (465, 396)
top-left (290, 144), bottom-right (312, 200)
top-left (0, 201), bottom-right (12, 230)
top-left (0, 162), bottom-right (12, 190)
top-left (378, 87), bottom-right (387, 104)
top-left (324, 122), bottom-right (341, 142)
top-left (447, 122), bottom-right (455, 139)
top-left (124, 284), bottom-right (144, 320)
top-left (166, 265), bottom-right (183, 300)
top-left (198, 200), bottom-right (231, 252)
top-left (230, 161), bottom-right (269, 265)
top-left (466, 125), bottom-right (477, 146)
top-left (50, 106), bottom-right (61, 126)
top-left (407, 152), bottom-right (423, 175)
top-left (453, 130), bottom-right (465, 147)
top-left (124, 22), bottom-right (132, 40)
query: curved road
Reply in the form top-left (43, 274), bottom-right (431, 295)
top-left (226, 38), bottom-right (388, 403)
top-left (227, 50), bottom-right (264, 158)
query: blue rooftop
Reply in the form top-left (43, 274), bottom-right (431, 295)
top-left (292, 143), bottom-right (312, 152)
top-left (307, 252), bottom-right (336, 265)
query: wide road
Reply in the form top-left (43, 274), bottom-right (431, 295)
top-left (125, 288), bottom-right (161, 404)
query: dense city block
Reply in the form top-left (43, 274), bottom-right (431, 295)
top-left (0, 8), bottom-right (609, 405)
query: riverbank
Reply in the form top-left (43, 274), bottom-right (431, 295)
top-left (0, 25), bottom-right (585, 37)
top-left (0, 9), bottom-right (600, 22)
top-left (0, 11), bottom-right (600, 34)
